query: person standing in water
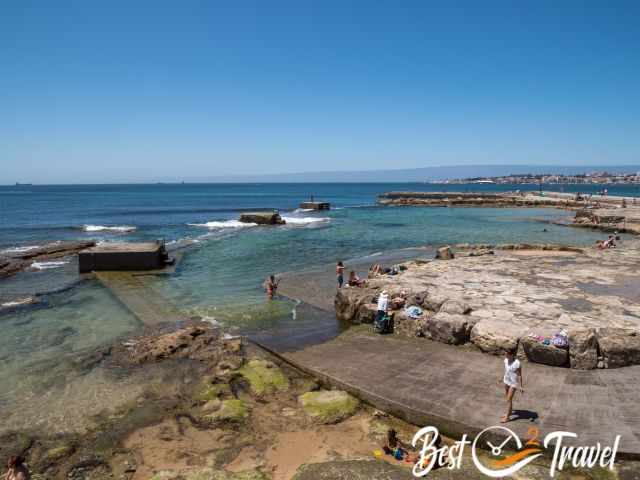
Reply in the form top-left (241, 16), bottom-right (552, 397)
top-left (336, 261), bottom-right (345, 288)
top-left (264, 275), bottom-right (279, 300)
top-left (5, 456), bottom-right (30, 480)
top-left (501, 349), bottom-right (523, 423)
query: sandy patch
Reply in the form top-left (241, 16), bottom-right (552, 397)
top-left (124, 418), bottom-right (228, 479)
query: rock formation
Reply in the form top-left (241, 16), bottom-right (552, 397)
top-left (239, 211), bottom-right (286, 225)
top-left (334, 242), bottom-right (640, 369)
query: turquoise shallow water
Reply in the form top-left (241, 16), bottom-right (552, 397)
top-left (0, 183), bottom-right (627, 433)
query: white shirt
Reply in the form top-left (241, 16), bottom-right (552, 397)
top-left (503, 358), bottom-right (520, 387)
top-left (377, 293), bottom-right (389, 312)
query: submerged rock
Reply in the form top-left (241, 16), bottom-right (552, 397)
top-left (292, 460), bottom-right (408, 480)
top-left (151, 468), bottom-right (269, 480)
top-left (204, 399), bottom-right (249, 424)
top-left (238, 359), bottom-right (290, 396)
top-left (45, 443), bottom-right (76, 462)
top-left (298, 390), bottom-right (359, 424)
top-left (193, 378), bottom-right (233, 403)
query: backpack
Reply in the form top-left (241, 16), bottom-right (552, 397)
top-left (374, 313), bottom-right (392, 334)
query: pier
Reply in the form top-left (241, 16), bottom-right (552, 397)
top-left (78, 241), bottom-right (172, 273)
top-left (299, 201), bottom-right (331, 210)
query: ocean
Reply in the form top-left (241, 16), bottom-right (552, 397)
top-left (0, 182), bottom-right (632, 434)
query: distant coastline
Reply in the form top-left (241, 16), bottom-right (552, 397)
top-left (5, 164), bottom-right (640, 185)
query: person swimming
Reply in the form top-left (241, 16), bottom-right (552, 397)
top-left (264, 275), bottom-right (279, 300)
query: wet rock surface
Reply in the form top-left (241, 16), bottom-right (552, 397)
top-left (239, 212), bottom-right (285, 225)
top-left (0, 240), bottom-right (95, 279)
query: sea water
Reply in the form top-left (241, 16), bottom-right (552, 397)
top-left (0, 183), bottom-right (629, 434)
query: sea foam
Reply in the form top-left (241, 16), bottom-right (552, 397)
top-left (31, 260), bottom-right (69, 270)
top-left (82, 225), bottom-right (137, 232)
top-left (1, 297), bottom-right (34, 308)
top-left (187, 220), bottom-right (257, 229)
top-left (281, 216), bottom-right (330, 226)
top-left (1, 245), bottom-right (41, 254)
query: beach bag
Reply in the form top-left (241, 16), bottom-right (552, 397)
top-left (374, 313), bottom-right (392, 334)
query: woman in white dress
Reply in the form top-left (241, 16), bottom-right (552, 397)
top-left (501, 349), bottom-right (524, 423)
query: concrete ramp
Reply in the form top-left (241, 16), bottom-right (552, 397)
top-left (96, 272), bottom-right (188, 326)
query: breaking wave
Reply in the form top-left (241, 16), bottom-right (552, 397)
top-left (187, 220), bottom-right (258, 229)
top-left (281, 216), bottom-right (330, 226)
top-left (82, 225), bottom-right (137, 233)
top-left (1, 245), bottom-right (40, 254)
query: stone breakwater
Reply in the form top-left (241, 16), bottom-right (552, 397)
top-left (378, 191), bottom-right (640, 235)
top-left (377, 191), bottom-right (589, 208)
top-left (0, 240), bottom-right (96, 278)
top-left (335, 242), bottom-right (640, 369)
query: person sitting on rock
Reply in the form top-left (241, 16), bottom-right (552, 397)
top-left (391, 291), bottom-right (407, 309)
top-left (369, 263), bottom-right (382, 277)
top-left (348, 271), bottom-right (365, 287)
top-left (5, 456), bottom-right (30, 480)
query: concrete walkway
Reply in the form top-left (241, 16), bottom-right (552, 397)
top-left (96, 271), bottom-right (188, 325)
top-left (270, 327), bottom-right (640, 456)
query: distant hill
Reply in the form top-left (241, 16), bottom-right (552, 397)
top-left (196, 164), bottom-right (640, 183)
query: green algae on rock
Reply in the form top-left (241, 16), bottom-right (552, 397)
top-left (238, 359), bottom-right (290, 396)
top-left (292, 460), bottom-right (408, 480)
top-left (204, 399), bottom-right (249, 424)
top-left (298, 390), bottom-right (359, 424)
top-left (193, 378), bottom-right (233, 403)
top-left (151, 468), bottom-right (269, 480)
top-left (44, 443), bottom-right (76, 462)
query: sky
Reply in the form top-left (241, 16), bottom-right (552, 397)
top-left (1, 1), bottom-right (639, 183)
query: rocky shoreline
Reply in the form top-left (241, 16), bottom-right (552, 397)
top-left (0, 241), bottom-right (96, 279)
top-left (0, 322), bottom-right (424, 480)
top-left (335, 242), bottom-right (640, 369)
top-left (6, 320), bottom-right (639, 479)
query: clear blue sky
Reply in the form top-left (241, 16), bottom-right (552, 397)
top-left (2, 1), bottom-right (639, 183)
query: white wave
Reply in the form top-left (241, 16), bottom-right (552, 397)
top-left (82, 225), bottom-right (137, 232)
top-left (281, 216), bottom-right (330, 226)
top-left (201, 315), bottom-right (221, 327)
top-left (187, 220), bottom-right (257, 229)
top-left (31, 260), bottom-right (69, 270)
top-left (1, 297), bottom-right (34, 308)
top-left (1, 245), bottom-right (40, 254)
